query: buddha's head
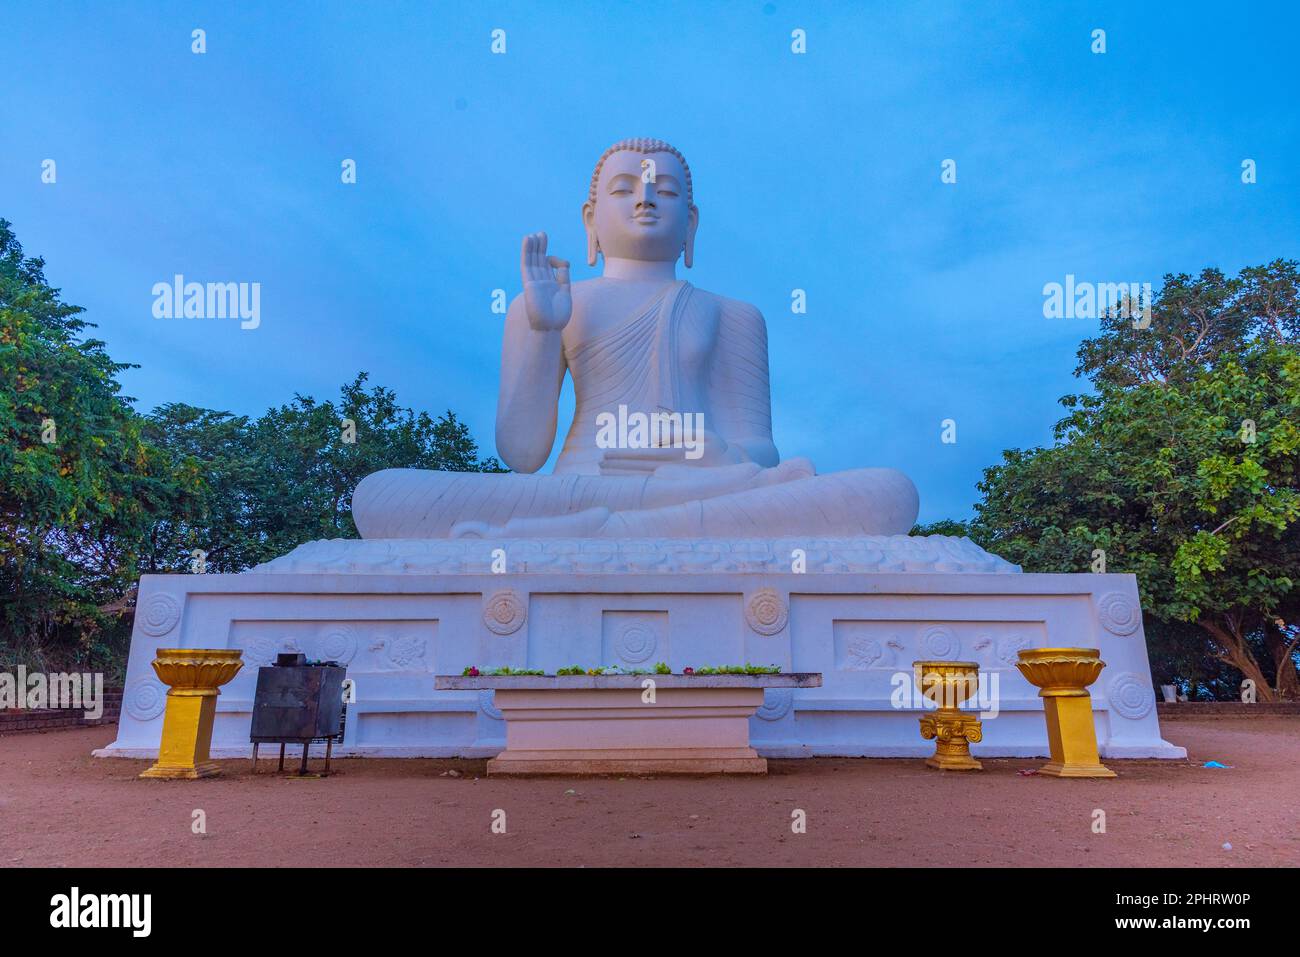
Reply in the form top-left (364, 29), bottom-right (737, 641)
top-left (584, 137), bottom-right (699, 269)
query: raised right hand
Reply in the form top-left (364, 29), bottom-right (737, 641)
top-left (521, 232), bottom-right (571, 332)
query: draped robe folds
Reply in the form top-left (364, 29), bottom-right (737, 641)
top-left (560, 280), bottom-right (711, 473)
top-left (350, 281), bottom-right (920, 539)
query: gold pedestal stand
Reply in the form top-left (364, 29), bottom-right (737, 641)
top-left (140, 649), bottom-right (244, 780)
top-left (1016, 647), bottom-right (1116, 778)
top-left (912, 660), bottom-right (983, 771)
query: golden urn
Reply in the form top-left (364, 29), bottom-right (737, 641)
top-left (912, 660), bottom-right (983, 771)
top-left (140, 649), bottom-right (244, 780)
top-left (1016, 647), bottom-right (1116, 778)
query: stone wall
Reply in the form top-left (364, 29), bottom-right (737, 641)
top-left (1157, 701), bottom-right (1300, 718)
top-left (0, 688), bottom-right (122, 734)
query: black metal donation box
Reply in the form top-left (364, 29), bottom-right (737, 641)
top-left (250, 653), bottom-right (346, 774)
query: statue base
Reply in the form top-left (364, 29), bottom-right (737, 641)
top-left (138, 761), bottom-right (223, 780)
top-left (96, 537), bottom-right (1185, 762)
top-left (918, 711), bottom-right (984, 771)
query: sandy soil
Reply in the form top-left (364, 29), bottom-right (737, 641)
top-left (0, 719), bottom-right (1296, 867)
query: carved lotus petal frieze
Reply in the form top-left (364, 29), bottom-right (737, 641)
top-left (151, 649), bottom-right (244, 692)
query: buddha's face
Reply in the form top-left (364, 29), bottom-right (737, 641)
top-left (584, 150), bottom-right (698, 266)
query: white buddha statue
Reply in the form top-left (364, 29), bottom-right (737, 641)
top-left (352, 138), bottom-right (919, 539)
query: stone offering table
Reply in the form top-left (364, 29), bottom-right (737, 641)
top-left (436, 672), bottom-right (822, 775)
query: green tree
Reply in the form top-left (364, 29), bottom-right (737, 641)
top-left (910, 519), bottom-right (972, 538)
top-left (0, 219), bottom-right (194, 671)
top-left (139, 374), bottom-right (505, 573)
top-left (1074, 259), bottom-right (1299, 388)
top-left (1, 218), bottom-right (504, 673)
top-left (139, 404), bottom-right (260, 574)
top-left (972, 260), bottom-right (1300, 699)
top-left (244, 373), bottom-right (504, 561)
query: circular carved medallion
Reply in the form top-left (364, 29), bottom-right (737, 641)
top-left (137, 594), bottom-right (181, 637)
top-left (124, 676), bottom-right (168, 720)
top-left (478, 689), bottom-right (503, 720)
top-left (1098, 592), bottom-right (1141, 636)
top-left (920, 625), bottom-right (959, 660)
top-left (756, 688), bottom-right (793, 721)
top-left (617, 624), bottom-right (657, 663)
top-left (746, 589), bottom-right (788, 636)
top-left (483, 591), bottom-right (526, 635)
top-left (1108, 672), bottom-right (1155, 719)
top-left (320, 625), bottom-right (359, 664)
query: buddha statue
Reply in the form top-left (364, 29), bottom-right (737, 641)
top-left (352, 138), bottom-right (919, 539)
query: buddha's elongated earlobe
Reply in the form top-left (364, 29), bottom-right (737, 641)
top-left (683, 205), bottom-right (699, 269)
top-left (582, 201), bottom-right (599, 266)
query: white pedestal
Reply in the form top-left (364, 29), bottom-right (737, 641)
top-left (96, 536), bottom-right (1186, 761)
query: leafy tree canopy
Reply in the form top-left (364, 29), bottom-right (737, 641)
top-left (0, 219), bottom-right (501, 673)
top-left (1, 219), bottom-right (195, 670)
top-left (971, 260), bottom-right (1300, 699)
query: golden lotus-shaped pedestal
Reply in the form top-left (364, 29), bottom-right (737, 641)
top-left (140, 649), bottom-right (243, 780)
top-left (913, 660), bottom-right (983, 771)
top-left (1016, 648), bottom-right (1116, 778)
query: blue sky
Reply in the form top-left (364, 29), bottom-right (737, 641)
top-left (3, 0), bottom-right (1297, 522)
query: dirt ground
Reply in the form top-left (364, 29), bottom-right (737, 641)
top-left (1, 719), bottom-right (1296, 867)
